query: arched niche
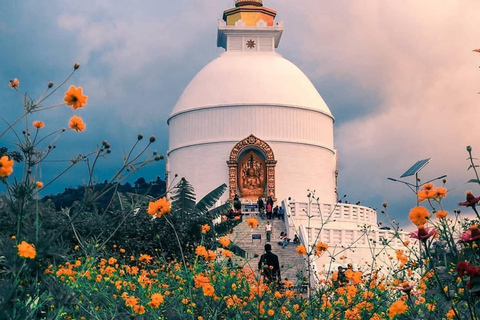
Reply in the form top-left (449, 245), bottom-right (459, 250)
top-left (227, 134), bottom-right (276, 201)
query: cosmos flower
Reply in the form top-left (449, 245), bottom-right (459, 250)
top-left (219, 236), bottom-right (231, 248)
top-left (315, 242), bottom-right (328, 256)
top-left (17, 241), bottom-right (36, 259)
top-left (36, 181), bottom-right (43, 188)
top-left (410, 225), bottom-right (437, 241)
top-left (33, 121), bottom-right (45, 128)
top-left (458, 190), bottom-right (480, 207)
top-left (0, 156), bottom-right (14, 177)
top-left (408, 206), bottom-right (430, 225)
top-left (68, 115), bottom-right (86, 132)
top-left (64, 86), bottom-right (88, 110)
top-left (9, 78), bottom-right (19, 88)
top-left (296, 244), bottom-right (307, 255)
top-left (460, 224), bottom-right (480, 242)
top-left (147, 197), bottom-right (171, 218)
top-left (387, 300), bottom-right (408, 319)
top-left (435, 210), bottom-right (448, 219)
top-left (201, 224), bottom-right (211, 233)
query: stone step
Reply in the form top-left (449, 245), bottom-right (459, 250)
top-left (226, 214), bottom-right (307, 283)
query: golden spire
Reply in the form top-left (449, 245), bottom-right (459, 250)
top-left (224, 0), bottom-right (276, 26)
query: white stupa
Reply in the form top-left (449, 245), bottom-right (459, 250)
top-left (167, 0), bottom-right (408, 273)
top-left (168, 0), bottom-right (336, 204)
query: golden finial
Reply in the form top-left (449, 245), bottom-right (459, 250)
top-left (235, 0), bottom-right (263, 7)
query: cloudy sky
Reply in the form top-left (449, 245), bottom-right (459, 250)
top-left (1, 0), bottom-right (479, 226)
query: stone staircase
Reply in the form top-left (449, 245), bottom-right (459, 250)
top-left (226, 211), bottom-right (307, 283)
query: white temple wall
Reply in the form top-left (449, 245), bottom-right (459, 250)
top-left (169, 105), bottom-right (334, 152)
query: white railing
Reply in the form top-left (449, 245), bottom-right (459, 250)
top-left (287, 201), bottom-right (378, 226)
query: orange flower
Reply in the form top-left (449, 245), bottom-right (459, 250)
top-left (433, 187), bottom-right (447, 199)
top-left (133, 305), bottom-right (145, 314)
top-left (33, 121), bottom-right (45, 128)
top-left (148, 293), bottom-right (164, 308)
top-left (64, 86), bottom-right (88, 110)
top-left (202, 283), bottom-right (215, 296)
top-left (221, 249), bottom-right (233, 258)
top-left (36, 181), bottom-right (43, 188)
top-left (219, 236), bottom-right (230, 248)
top-left (315, 242), bottom-right (328, 256)
top-left (194, 274), bottom-right (210, 288)
top-left (139, 254), bottom-right (153, 263)
top-left (17, 241), bottom-right (36, 259)
top-left (296, 244), bottom-right (307, 255)
top-left (147, 197), bottom-right (171, 218)
top-left (9, 78), bottom-right (19, 88)
top-left (205, 250), bottom-right (217, 261)
top-left (201, 224), bottom-right (210, 233)
top-left (195, 245), bottom-right (207, 257)
top-left (68, 115), bottom-right (86, 132)
top-left (387, 300), bottom-right (407, 319)
top-left (408, 206), bottom-right (429, 225)
top-left (246, 217), bottom-right (258, 228)
top-left (436, 210), bottom-right (448, 219)
top-left (0, 156), bottom-right (14, 177)
top-left (267, 309), bottom-right (275, 316)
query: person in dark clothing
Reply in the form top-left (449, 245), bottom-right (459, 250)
top-left (273, 205), bottom-right (279, 219)
top-left (233, 194), bottom-right (242, 214)
top-left (257, 196), bottom-right (265, 215)
top-left (258, 244), bottom-right (281, 283)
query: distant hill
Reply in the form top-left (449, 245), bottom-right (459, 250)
top-left (42, 177), bottom-right (166, 210)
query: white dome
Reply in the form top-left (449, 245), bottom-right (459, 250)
top-left (169, 52), bottom-right (333, 120)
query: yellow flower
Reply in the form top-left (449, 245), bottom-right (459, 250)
top-left (33, 121), bottom-right (45, 129)
top-left (219, 236), bottom-right (231, 248)
top-left (246, 217), bottom-right (258, 228)
top-left (64, 86), bottom-right (88, 110)
top-left (147, 197), bottom-right (171, 218)
top-left (0, 156), bottom-right (14, 177)
top-left (296, 244), bottom-right (307, 255)
top-left (68, 115), bottom-right (86, 132)
top-left (408, 206), bottom-right (429, 225)
top-left (387, 300), bottom-right (407, 319)
top-left (201, 224), bottom-right (210, 233)
top-left (36, 181), bottom-right (43, 188)
top-left (17, 241), bottom-right (36, 259)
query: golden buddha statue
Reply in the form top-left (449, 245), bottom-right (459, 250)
top-left (238, 152), bottom-right (265, 199)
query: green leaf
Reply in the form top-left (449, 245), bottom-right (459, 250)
top-left (207, 202), bottom-right (231, 220)
top-left (470, 277), bottom-right (480, 293)
top-left (170, 178), bottom-right (196, 215)
top-left (466, 179), bottom-right (480, 184)
top-left (195, 183), bottom-right (227, 213)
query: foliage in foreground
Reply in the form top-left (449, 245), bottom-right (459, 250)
top-left (1, 66), bottom-right (480, 319)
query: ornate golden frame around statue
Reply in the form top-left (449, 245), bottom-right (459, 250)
top-left (227, 134), bottom-right (276, 201)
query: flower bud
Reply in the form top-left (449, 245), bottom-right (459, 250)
top-left (48, 81), bottom-right (54, 88)
top-left (137, 134), bottom-right (143, 140)
top-left (382, 202), bottom-right (388, 208)
top-left (74, 62), bottom-right (80, 70)
top-left (149, 136), bottom-right (156, 143)
top-left (153, 151), bottom-right (157, 155)
top-left (102, 140), bottom-right (108, 146)
top-left (442, 178), bottom-right (447, 183)
top-left (107, 149), bottom-right (111, 154)
top-left (467, 145), bottom-right (472, 152)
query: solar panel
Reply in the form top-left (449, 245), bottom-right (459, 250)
top-left (400, 158), bottom-right (431, 178)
